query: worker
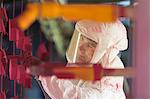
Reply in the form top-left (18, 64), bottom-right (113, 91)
top-left (30, 20), bottom-right (128, 99)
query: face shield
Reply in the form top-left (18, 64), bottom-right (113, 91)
top-left (66, 20), bottom-right (128, 64)
top-left (66, 30), bottom-right (97, 63)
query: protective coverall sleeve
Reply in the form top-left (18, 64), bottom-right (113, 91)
top-left (39, 57), bottom-right (126, 99)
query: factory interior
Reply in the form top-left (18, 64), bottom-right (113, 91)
top-left (0, 0), bottom-right (149, 99)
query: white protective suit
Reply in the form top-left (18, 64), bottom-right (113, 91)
top-left (39, 20), bottom-right (128, 99)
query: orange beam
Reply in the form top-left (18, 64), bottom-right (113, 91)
top-left (17, 2), bottom-right (131, 31)
top-left (28, 63), bottom-right (135, 81)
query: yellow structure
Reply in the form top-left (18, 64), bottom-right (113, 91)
top-left (17, 2), bottom-right (127, 31)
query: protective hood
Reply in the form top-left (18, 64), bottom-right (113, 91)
top-left (66, 20), bottom-right (128, 64)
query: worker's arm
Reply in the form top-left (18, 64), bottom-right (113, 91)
top-left (39, 75), bottom-right (125, 99)
top-left (38, 57), bottom-right (126, 99)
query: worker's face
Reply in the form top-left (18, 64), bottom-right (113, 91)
top-left (76, 35), bottom-right (97, 63)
